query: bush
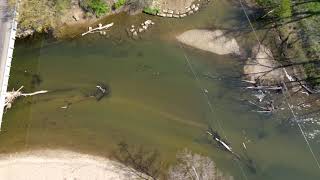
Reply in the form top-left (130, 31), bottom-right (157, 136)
top-left (143, 7), bottom-right (159, 15)
top-left (255, 0), bottom-right (275, 7)
top-left (304, 63), bottom-right (320, 88)
top-left (125, 0), bottom-right (153, 13)
top-left (168, 149), bottom-right (233, 180)
top-left (278, 0), bottom-right (292, 18)
top-left (80, 0), bottom-right (110, 17)
top-left (255, 0), bottom-right (292, 19)
top-left (115, 142), bottom-right (165, 179)
top-left (114, 0), bottom-right (126, 9)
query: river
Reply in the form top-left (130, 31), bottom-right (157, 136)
top-left (1, 0), bottom-right (320, 179)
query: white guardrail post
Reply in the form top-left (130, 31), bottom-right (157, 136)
top-left (0, 1), bottom-right (18, 129)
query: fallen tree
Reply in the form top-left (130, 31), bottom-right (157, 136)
top-left (4, 86), bottom-right (48, 111)
top-left (81, 22), bottom-right (114, 36)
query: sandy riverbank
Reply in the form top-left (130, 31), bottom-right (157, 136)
top-left (177, 29), bottom-right (241, 56)
top-left (0, 149), bottom-right (150, 180)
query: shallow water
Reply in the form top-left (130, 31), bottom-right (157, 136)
top-left (1, 1), bottom-right (320, 179)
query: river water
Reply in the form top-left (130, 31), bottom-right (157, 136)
top-left (1, 1), bottom-right (320, 179)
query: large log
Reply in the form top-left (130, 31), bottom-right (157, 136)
top-left (81, 23), bottom-right (114, 36)
top-left (22, 90), bottom-right (48, 96)
top-left (4, 86), bottom-right (48, 111)
top-left (246, 86), bottom-right (282, 90)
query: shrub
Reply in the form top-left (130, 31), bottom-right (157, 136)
top-left (115, 142), bottom-right (165, 179)
top-left (168, 149), bottom-right (234, 180)
top-left (278, 0), bottom-right (292, 18)
top-left (80, 0), bottom-right (110, 17)
top-left (143, 7), bottom-right (159, 15)
top-left (304, 63), bottom-right (320, 88)
top-left (114, 0), bottom-right (126, 9)
top-left (126, 0), bottom-right (153, 13)
top-left (255, 0), bottom-right (275, 7)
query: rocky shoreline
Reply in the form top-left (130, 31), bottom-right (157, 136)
top-left (155, 0), bottom-right (211, 18)
top-left (156, 3), bottom-right (201, 18)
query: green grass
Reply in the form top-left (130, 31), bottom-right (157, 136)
top-left (80, 0), bottom-right (110, 17)
top-left (143, 7), bottom-right (159, 15)
top-left (278, 0), bottom-right (292, 18)
top-left (114, 0), bottom-right (126, 9)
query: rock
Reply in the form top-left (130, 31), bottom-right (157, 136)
top-left (131, 25), bottom-right (135, 28)
top-left (16, 29), bottom-right (35, 38)
top-left (129, 28), bottom-right (135, 32)
top-left (173, 14), bottom-right (180, 18)
top-left (167, 14), bottom-right (173, 18)
top-left (194, 7), bottom-right (199, 11)
top-left (88, 27), bottom-right (93, 31)
top-left (186, 7), bottom-right (191, 12)
top-left (188, 10), bottom-right (194, 15)
top-left (132, 31), bottom-right (138, 37)
top-left (138, 28), bottom-right (144, 33)
top-left (142, 25), bottom-right (148, 30)
top-left (159, 13), bottom-right (166, 17)
top-left (163, 9), bottom-right (168, 13)
top-left (191, 4), bottom-right (196, 9)
top-left (180, 14), bottom-right (187, 18)
top-left (168, 10), bottom-right (174, 14)
top-left (145, 20), bottom-right (152, 25)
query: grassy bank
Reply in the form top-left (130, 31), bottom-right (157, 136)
top-left (11, 0), bottom-right (153, 38)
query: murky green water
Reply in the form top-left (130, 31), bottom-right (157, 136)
top-left (1, 1), bottom-right (320, 179)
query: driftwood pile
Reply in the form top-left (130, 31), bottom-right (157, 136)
top-left (243, 67), bottom-right (312, 113)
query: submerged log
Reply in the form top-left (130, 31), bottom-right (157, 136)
top-left (206, 128), bottom-right (233, 153)
top-left (246, 86), bottom-right (282, 90)
top-left (206, 128), bottom-right (242, 160)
